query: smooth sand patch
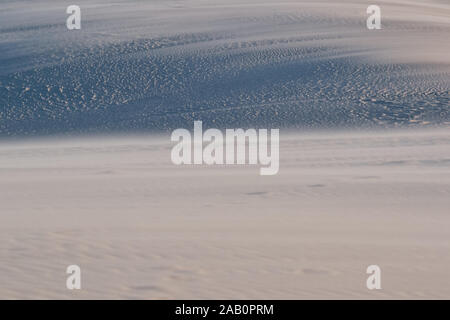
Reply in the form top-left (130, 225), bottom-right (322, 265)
top-left (1, 129), bottom-right (449, 299)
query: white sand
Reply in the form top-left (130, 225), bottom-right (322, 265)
top-left (1, 128), bottom-right (449, 299)
top-left (1, 0), bottom-right (449, 135)
top-left (0, 0), bottom-right (448, 299)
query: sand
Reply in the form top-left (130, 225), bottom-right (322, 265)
top-left (1, 0), bottom-right (449, 135)
top-left (1, 0), bottom-right (449, 300)
top-left (1, 128), bottom-right (449, 299)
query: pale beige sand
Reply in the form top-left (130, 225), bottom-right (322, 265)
top-left (0, 128), bottom-right (449, 299)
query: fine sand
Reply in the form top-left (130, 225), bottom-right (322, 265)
top-left (1, 128), bottom-right (449, 299)
top-left (1, 0), bottom-right (449, 135)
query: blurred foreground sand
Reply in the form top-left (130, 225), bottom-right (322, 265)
top-left (0, 129), bottom-right (449, 299)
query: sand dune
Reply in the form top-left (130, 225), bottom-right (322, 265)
top-left (1, 0), bottom-right (449, 136)
top-left (1, 129), bottom-right (449, 299)
top-left (0, 0), bottom-right (449, 299)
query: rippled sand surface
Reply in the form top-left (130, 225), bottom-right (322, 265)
top-left (1, 0), bottom-right (449, 136)
top-left (1, 129), bottom-right (449, 299)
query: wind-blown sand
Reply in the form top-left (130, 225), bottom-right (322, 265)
top-left (0, 0), bottom-right (449, 300)
top-left (1, 0), bottom-right (449, 135)
top-left (1, 129), bottom-right (449, 299)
